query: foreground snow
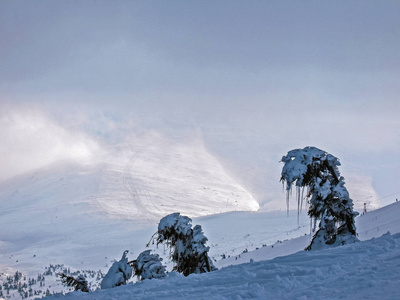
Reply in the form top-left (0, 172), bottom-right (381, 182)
top-left (1, 202), bottom-right (400, 299)
top-left (49, 232), bottom-right (400, 300)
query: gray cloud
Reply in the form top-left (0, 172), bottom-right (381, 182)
top-left (1, 1), bottom-right (399, 208)
top-left (1, 1), bottom-right (399, 98)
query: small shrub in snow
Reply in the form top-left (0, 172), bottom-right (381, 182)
top-left (57, 273), bottom-right (89, 293)
top-left (280, 146), bottom-right (359, 250)
top-left (100, 250), bottom-right (132, 289)
top-left (131, 250), bottom-right (166, 281)
top-left (154, 212), bottom-right (217, 276)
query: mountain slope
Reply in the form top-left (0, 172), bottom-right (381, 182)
top-left (0, 133), bottom-right (258, 221)
top-left (215, 201), bottom-right (400, 269)
top-left (0, 134), bottom-right (258, 276)
top-left (1, 201), bottom-right (400, 299)
top-left (48, 202), bottom-right (400, 299)
top-left (50, 232), bottom-right (400, 299)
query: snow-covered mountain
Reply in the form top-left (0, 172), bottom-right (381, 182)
top-left (0, 134), bottom-right (258, 280)
top-left (1, 132), bottom-right (399, 299)
top-left (1, 183), bottom-right (400, 299)
top-left (0, 132), bottom-right (258, 221)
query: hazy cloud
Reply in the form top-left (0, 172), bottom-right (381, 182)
top-left (0, 103), bottom-right (102, 181)
top-left (1, 1), bottom-right (399, 208)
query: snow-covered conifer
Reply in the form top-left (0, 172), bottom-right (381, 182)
top-left (101, 250), bottom-right (132, 289)
top-left (155, 212), bottom-right (217, 276)
top-left (280, 146), bottom-right (359, 250)
top-left (57, 273), bottom-right (89, 293)
top-left (131, 250), bottom-right (166, 281)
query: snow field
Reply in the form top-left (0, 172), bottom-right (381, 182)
top-left (1, 202), bottom-right (398, 299)
top-left (2, 198), bottom-right (400, 298)
top-left (48, 231), bottom-right (400, 299)
top-left (0, 134), bottom-right (258, 277)
top-left (1, 132), bottom-right (399, 299)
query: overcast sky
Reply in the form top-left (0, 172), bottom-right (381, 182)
top-left (1, 1), bottom-right (399, 209)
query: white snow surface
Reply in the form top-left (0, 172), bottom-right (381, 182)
top-left (8, 201), bottom-right (400, 299)
top-left (1, 135), bottom-right (400, 299)
top-left (0, 135), bottom-right (258, 275)
top-left (50, 229), bottom-right (400, 299)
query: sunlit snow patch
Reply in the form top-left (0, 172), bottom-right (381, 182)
top-left (92, 131), bottom-right (259, 219)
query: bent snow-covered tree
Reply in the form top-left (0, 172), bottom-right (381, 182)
top-left (131, 250), bottom-right (167, 281)
top-left (101, 250), bottom-right (132, 289)
top-left (153, 212), bottom-right (217, 276)
top-left (280, 147), bottom-right (359, 250)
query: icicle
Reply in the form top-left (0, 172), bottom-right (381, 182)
top-left (286, 184), bottom-right (290, 217)
top-left (312, 217), bottom-right (317, 232)
top-left (300, 187), bottom-right (305, 212)
top-left (297, 186), bottom-right (300, 226)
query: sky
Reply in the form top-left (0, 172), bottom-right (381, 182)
top-left (1, 0), bottom-right (400, 210)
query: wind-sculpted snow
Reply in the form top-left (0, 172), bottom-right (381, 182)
top-left (49, 232), bottom-right (400, 299)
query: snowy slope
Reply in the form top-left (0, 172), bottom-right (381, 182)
top-left (0, 134), bottom-right (258, 275)
top-left (356, 201), bottom-right (400, 241)
top-left (197, 210), bottom-right (311, 262)
top-left (1, 127), bottom-right (399, 299)
top-left (48, 232), bottom-right (400, 300)
top-left (47, 203), bottom-right (400, 299)
top-left (215, 201), bottom-right (400, 269)
top-left (1, 201), bottom-right (400, 299)
top-left (93, 133), bottom-right (259, 219)
top-left (0, 132), bottom-right (258, 221)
